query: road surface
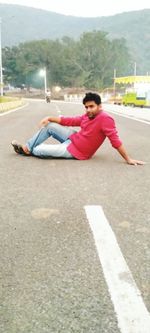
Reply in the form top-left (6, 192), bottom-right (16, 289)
top-left (0, 100), bottom-right (150, 333)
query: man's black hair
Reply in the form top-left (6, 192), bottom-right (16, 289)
top-left (83, 92), bottom-right (101, 105)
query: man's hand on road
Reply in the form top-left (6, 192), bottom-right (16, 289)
top-left (127, 159), bottom-right (146, 166)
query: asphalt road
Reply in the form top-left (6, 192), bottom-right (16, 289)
top-left (0, 100), bottom-right (150, 333)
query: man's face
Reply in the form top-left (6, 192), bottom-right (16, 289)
top-left (84, 101), bottom-right (100, 119)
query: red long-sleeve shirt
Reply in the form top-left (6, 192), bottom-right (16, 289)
top-left (60, 110), bottom-right (122, 160)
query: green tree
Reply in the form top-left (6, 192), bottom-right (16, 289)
top-left (2, 32), bottom-right (131, 90)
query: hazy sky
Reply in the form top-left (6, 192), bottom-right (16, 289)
top-left (0, 0), bottom-right (150, 17)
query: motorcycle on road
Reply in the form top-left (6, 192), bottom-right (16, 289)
top-left (46, 95), bottom-right (51, 103)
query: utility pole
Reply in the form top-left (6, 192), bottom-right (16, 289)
top-left (134, 62), bottom-right (137, 76)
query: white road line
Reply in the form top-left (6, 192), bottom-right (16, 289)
top-left (106, 109), bottom-right (150, 125)
top-left (54, 104), bottom-right (61, 114)
top-left (84, 205), bottom-right (150, 333)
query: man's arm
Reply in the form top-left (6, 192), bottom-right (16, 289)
top-left (39, 116), bottom-right (60, 128)
top-left (117, 144), bottom-right (145, 165)
top-left (102, 116), bottom-right (145, 166)
top-left (39, 115), bottom-right (82, 128)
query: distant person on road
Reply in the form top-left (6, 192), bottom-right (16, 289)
top-left (45, 89), bottom-right (51, 103)
top-left (11, 92), bottom-right (145, 165)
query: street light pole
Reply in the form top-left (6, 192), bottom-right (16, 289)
top-left (0, 17), bottom-right (3, 97)
top-left (44, 67), bottom-right (47, 94)
top-left (39, 67), bottom-right (47, 94)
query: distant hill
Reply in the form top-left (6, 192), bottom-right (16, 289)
top-left (0, 4), bottom-right (150, 74)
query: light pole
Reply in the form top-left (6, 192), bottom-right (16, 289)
top-left (0, 17), bottom-right (3, 97)
top-left (39, 67), bottom-right (47, 94)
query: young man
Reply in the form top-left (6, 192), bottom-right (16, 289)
top-left (11, 92), bottom-right (145, 165)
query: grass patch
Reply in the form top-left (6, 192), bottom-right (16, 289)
top-left (0, 96), bottom-right (20, 103)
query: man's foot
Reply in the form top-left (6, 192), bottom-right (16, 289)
top-left (11, 140), bottom-right (31, 156)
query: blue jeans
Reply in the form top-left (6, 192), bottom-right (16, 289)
top-left (26, 122), bottom-right (76, 158)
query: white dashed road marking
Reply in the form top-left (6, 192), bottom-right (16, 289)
top-left (54, 103), bottom-right (61, 114)
top-left (84, 205), bottom-right (150, 333)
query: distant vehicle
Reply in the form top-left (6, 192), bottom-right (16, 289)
top-left (122, 91), bottom-right (150, 107)
top-left (45, 89), bottom-right (51, 103)
top-left (109, 94), bottom-right (123, 105)
top-left (46, 95), bottom-right (51, 103)
top-left (113, 75), bottom-right (150, 107)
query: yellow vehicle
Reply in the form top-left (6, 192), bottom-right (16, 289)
top-left (109, 94), bottom-right (123, 105)
top-left (122, 92), bottom-right (150, 107)
top-left (114, 75), bottom-right (150, 107)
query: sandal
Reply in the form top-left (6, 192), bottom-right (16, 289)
top-left (11, 141), bottom-right (30, 156)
